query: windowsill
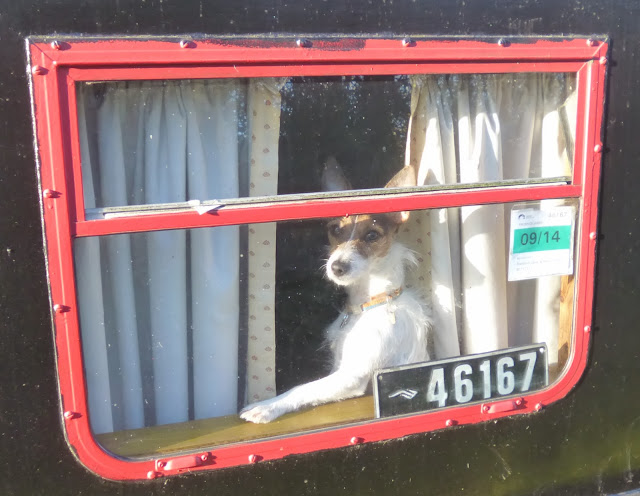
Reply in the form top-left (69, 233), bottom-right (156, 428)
top-left (97, 361), bottom-right (567, 459)
top-left (96, 395), bottom-right (375, 458)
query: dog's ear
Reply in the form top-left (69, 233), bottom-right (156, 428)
top-left (321, 156), bottom-right (353, 191)
top-left (385, 165), bottom-right (417, 189)
top-left (385, 165), bottom-right (416, 224)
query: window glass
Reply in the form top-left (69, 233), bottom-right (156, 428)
top-left (78, 73), bottom-right (577, 216)
top-left (75, 199), bottom-right (578, 458)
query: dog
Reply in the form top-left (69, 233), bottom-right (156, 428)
top-left (240, 158), bottom-right (433, 424)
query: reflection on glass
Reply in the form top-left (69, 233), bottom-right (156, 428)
top-left (78, 73), bottom-right (577, 212)
top-left (74, 200), bottom-right (577, 457)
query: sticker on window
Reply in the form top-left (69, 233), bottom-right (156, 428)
top-left (508, 205), bottom-right (576, 281)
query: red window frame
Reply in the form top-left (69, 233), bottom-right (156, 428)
top-left (28, 36), bottom-right (608, 481)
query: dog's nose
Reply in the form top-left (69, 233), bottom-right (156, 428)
top-left (331, 260), bottom-right (350, 277)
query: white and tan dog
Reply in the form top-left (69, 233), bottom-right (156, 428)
top-left (240, 159), bottom-right (432, 423)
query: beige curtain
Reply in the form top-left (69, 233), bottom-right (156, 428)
top-left (245, 79), bottom-right (285, 403)
top-left (404, 73), bottom-right (577, 365)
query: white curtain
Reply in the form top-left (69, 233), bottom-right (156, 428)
top-left (404, 73), bottom-right (577, 364)
top-left (76, 79), bottom-right (282, 434)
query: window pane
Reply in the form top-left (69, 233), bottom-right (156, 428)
top-left (75, 199), bottom-right (578, 457)
top-left (78, 73), bottom-right (577, 214)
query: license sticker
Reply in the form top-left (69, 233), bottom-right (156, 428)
top-left (508, 205), bottom-right (576, 281)
top-left (374, 344), bottom-right (548, 418)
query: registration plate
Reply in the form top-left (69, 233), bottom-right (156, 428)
top-left (374, 344), bottom-right (548, 418)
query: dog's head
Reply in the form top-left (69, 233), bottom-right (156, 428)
top-left (321, 157), bottom-right (416, 286)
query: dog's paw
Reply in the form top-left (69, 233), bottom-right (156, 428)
top-left (239, 400), bottom-right (283, 424)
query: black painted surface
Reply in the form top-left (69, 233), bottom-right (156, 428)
top-left (0, 1), bottom-right (639, 495)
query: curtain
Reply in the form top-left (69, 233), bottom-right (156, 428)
top-left (75, 79), bottom-right (282, 434)
top-left (404, 73), bottom-right (577, 365)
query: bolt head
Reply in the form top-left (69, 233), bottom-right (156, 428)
top-left (402, 37), bottom-right (413, 47)
top-left (445, 419), bottom-right (454, 427)
top-left (515, 398), bottom-right (523, 406)
top-left (296, 38), bottom-right (311, 48)
top-left (534, 403), bottom-right (543, 412)
top-left (584, 325), bottom-right (591, 333)
top-left (248, 454), bottom-right (258, 463)
top-left (179, 40), bottom-right (194, 49)
top-left (482, 405), bottom-right (490, 413)
top-left (599, 56), bottom-right (608, 65)
top-left (63, 411), bottom-right (78, 420)
top-left (200, 453), bottom-right (209, 462)
top-left (31, 65), bottom-right (48, 76)
top-left (594, 143), bottom-right (603, 153)
top-left (350, 436), bottom-right (363, 445)
top-left (147, 471), bottom-right (157, 479)
top-left (589, 232), bottom-right (597, 240)
top-left (587, 39), bottom-right (598, 47)
top-left (498, 38), bottom-right (509, 47)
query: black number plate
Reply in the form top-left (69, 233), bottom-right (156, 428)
top-left (374, 344), bottom-right (548, 418)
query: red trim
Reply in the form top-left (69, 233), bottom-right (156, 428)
top-left (74, 184), bottom-right (581, 237)
top-left (62, 62), bottom-right (586, 82)
top-left (31, 38), bottom-right (606, 67)
top-left (27, 36), bottom-right (608, 481)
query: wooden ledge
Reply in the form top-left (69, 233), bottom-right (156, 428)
top-left (96, 395), bottom-right (375, 458)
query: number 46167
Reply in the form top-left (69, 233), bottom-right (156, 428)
top-left (426, 351), bottom-right (540, 408)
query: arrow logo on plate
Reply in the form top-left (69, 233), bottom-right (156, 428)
top-left (388, 389), bottom-right (418, 400)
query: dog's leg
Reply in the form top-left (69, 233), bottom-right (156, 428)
top-left (240, 370), bottom-right (369, 424)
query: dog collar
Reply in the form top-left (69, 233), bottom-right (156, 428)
top-left (341, 287), bottom-right (403, 328)
top-left (359, 287), bottom-right (403, 312)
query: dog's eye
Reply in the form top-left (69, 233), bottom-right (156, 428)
top-left (365, 230), bottom-right (380, 242)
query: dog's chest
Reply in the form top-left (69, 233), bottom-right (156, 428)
top-left (327, 306), bottom-right (398, 358)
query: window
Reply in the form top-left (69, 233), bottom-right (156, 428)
top-left (28, 37), bottom-right (607, 480)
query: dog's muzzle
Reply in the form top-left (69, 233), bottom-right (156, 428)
top-left (330, 260), bottom-right (351, 277)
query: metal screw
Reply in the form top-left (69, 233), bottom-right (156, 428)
top-left (296, 38), bottom-right (311, 48)
top-left (156, 460), bottom-right (165, 469)
top-left (350, 436), bottom-right (363, 445)
top-left (200, 453), bottom-right (209, 462)
top-left (248, 454), bottom-right (258, 463)
top-left (589, 232), bottom-right (597, 240)
top-left (54, 304), bottom-right (70, 313)
top-left (482, 405), bottom-right (490, 413)
top-left (31, 65), bottom-right (48, 76)
top-left (43, 189), bottom-right (57, 199)
top-left (587, 39), bottom-right (598, 47)
top-left (147, 471), bottom-right (157, 479)
top-left (498, 38), bottom-right (509, 47)
top-left (63, 411), bottom-right (78, 420)
top-left (594, 143), bottom-right (603, 153)
top-left (515, 398), bottom-right (523, 407)
top-left (179, 40), bottom-right (194, 49)
top-left (50, 40), bottom-right (62, 50)
top-left (584, 325), bottom-right (591, 333)
top-left (402, 37), bottom-right (413, 47)
top-left (534, 403), bottom-right (543, 412)
top-left (445, 419), bottom-right (455, 427)
top-left (599, 56), bottom-right (608, 65)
